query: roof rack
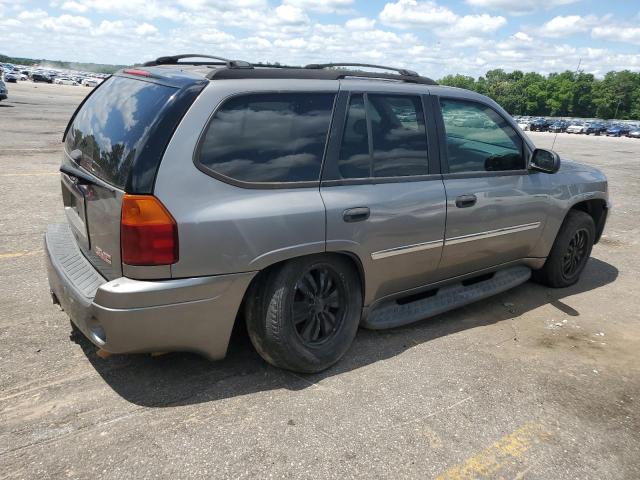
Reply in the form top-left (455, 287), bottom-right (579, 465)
top-left (142, 54), bottom-right (436, 85)
top-left (142, 54), bottom-right (252, 69)
top-left (207, 67), bottom-right (436, 85)
top-left (305, 62), bottom-right (419, 77)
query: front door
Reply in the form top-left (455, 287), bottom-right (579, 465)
top-left (436, 97), bottom-right (550, 278)
top-left (321, 90), bottom-right (446, 305)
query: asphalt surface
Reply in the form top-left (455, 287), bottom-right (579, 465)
top-left (1, 81), bottom-right (639, 479)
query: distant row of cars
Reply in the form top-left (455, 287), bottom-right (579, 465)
top-left (516, 117), bottom-right (640, 139)
top-left (1, 62), bottom-right (103, 88)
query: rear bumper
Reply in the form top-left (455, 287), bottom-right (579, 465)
top-left (45, 224), bottom-right (256, 359)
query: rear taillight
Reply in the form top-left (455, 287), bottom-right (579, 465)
top-left (121, 194), bottom-right (178, 266)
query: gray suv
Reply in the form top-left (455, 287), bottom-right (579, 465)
top-left (46, 55), bottom-right (609, 372)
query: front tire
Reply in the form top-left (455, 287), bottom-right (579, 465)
top-left (246, 255), bottom-right (362, 373)
top-left (533, 210), bottom-right (595, 288)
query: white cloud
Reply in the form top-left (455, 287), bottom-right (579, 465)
top-left (40, 14), bottom-right (91, 33)
top-left (440, 14), bottom-right (506, 37)
top-left (60, 1), bottom-right (88, 13)
top-left (379, 0), bottom-right (457, 28)
top-left (539, 15), bottom-right (598, 38)
top-left (282, 0), bottom-right (354, 14)
top-left (379, 1), bottom-right (505, 38)
top-left (592, 25), bottom-right (640, 45)
top-left (177, 0), bottom-right (266, 10)
top-left (345, 17), bottom-right (376, 30)
top-left (512, 31), bottom-right (533, 42)
top-left (275, 4), bottom-right (309, 24)
top-left (93, 20), bottom-right (121, 36)
top-left (17, 9), bottom-right (48, 20)
top-left (50, 0), bottom-right (183, 20)
top-left (135, 22), bottom-right (158, 36)
top-left (465, 0), bottom-right (579, 15)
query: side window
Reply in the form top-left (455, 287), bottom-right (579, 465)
top-left (440, 99), bottom-right (524, 173)
top-left (198, 92), bottom-right (335, 183)
top-left (338, 94), bottom-right (370, 179)
top-left (368, 95), bottom-right (429, 177)
top-left (337, 93), bottom-right (429, 179)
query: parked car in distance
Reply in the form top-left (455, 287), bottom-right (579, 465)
top-left (627, 129), bottom-right (640, 139)
top-left (529, 118), bottom-right (550, 132)
top-left (606, 125), bottom-right (630, 137)
top-left (31, 72), bottom-right (52, 83)
top-left (0, 78), bottom-right (7, 101)
top-left (548, 121), bottom-right (567, 133)
top-left (54, 77), bottom-right (79, 86)
top-left (3, 72), bottom-right (19, 83)
top-left (517, 120), bottom-right (530, 131)
top-left (45, 55), bottom-right (610, 373)
top-left (585, 123), bottom-right (606, 135)
top-left (81, 78), bottom-right (99, 87)
top-left (566, 122), bottom-right (586, 134)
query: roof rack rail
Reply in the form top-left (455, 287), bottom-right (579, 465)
top-left (143, 54), bottom-right (253, 69)
top-left (141, 56), bottom-right (436, 84)
top-left (305, 62), bottom-right (419, 77)
top-left (206, 67), bottom-right (436, 85)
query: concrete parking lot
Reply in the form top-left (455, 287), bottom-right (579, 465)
top-left (1, 81), bottom-right (639, 479)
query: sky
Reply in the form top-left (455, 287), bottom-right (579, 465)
top-left (1, 0), bottom-right (639, 78)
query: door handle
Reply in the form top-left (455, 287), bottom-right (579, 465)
top-left (455, 194), bottom-right (477, 208)
top-left (343, 207), bottom-right (370, 223)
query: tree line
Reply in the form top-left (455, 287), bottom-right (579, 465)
top-left (438, 69), bottom-right (640, 120)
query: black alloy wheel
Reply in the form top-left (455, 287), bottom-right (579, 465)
top-left (292, 266), bottom-right (345, 346)
top-left (562, 228), bottom-right (589, 279)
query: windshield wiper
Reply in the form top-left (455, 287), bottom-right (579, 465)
top-left (60, 163), bottom-right (101, 187)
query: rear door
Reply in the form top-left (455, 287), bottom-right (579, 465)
top-left (62, 75), bottom-right (186, 279)
top-left (321, 87), bottom-right (446, 305)
top-left (436, 97), bottom-right (551, 278)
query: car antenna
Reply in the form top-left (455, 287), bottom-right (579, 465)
top-left (552, 57), bottom-right (582, 150)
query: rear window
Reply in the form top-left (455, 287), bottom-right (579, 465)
top-left (197, 92), bottom-right (336, 184)
top-left (65, 76), bottom-right (177, 189)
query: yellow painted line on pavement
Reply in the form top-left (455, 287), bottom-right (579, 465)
top-left (0, 172), bottom-right (58, 176)
top-left (0, 250), bottom-right (41, 260)
top-left (436, 422), bottom-right (549, 480)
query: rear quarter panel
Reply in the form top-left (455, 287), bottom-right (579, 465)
top-left (154, 79), bottom-right (339, 278)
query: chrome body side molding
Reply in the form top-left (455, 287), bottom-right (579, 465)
top-left (445, 222), bottom-right (541, 245)
top-left (371, 239), bottom-right (444, 260)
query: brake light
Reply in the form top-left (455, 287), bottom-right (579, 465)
top-left (121, 194), bottom-right (178, 266)
top-left (123, 68), bottom-right (151, 77)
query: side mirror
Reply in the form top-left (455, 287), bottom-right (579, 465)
top-left (529, 148), bottom-right (560, 174)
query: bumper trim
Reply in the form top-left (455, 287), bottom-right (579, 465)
top-left (46, 224), bottom-right (256, 359)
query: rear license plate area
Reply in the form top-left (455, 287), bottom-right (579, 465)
top-left (61, 174), bottom-right (90, 250)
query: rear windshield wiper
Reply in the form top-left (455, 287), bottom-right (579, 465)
top-left (60, 163), bottom-right (101, 187)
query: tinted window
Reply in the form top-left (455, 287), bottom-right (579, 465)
top-left (440, 99), bottom-right (524, 173)
top-left (338, 94), bottom-right (370, 179)
top-left (65, 76), bottom-right (176, 189)
top-left (198, 93), bottom-right (335, 183)
top-left (368, 95), bottom-right (428, 177)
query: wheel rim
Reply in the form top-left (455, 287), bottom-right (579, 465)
top-left (562, 228), bottom-right (589, 278)
top-left (292, 266), bottom-right (345, 346)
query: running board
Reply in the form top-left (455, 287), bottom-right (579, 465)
top-left (362, 266), bottom-right (531, 330)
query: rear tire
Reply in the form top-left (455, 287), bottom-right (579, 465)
top-left (533, 210), bottom-right (595, 288)
top-left (245, 255), bottom-right (362, 373)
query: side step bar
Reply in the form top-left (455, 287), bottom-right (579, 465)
top-left (362, 266), bottom-right (531, 330)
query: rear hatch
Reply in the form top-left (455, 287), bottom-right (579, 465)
top-left (61, 71), bottom-right (206, 280)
